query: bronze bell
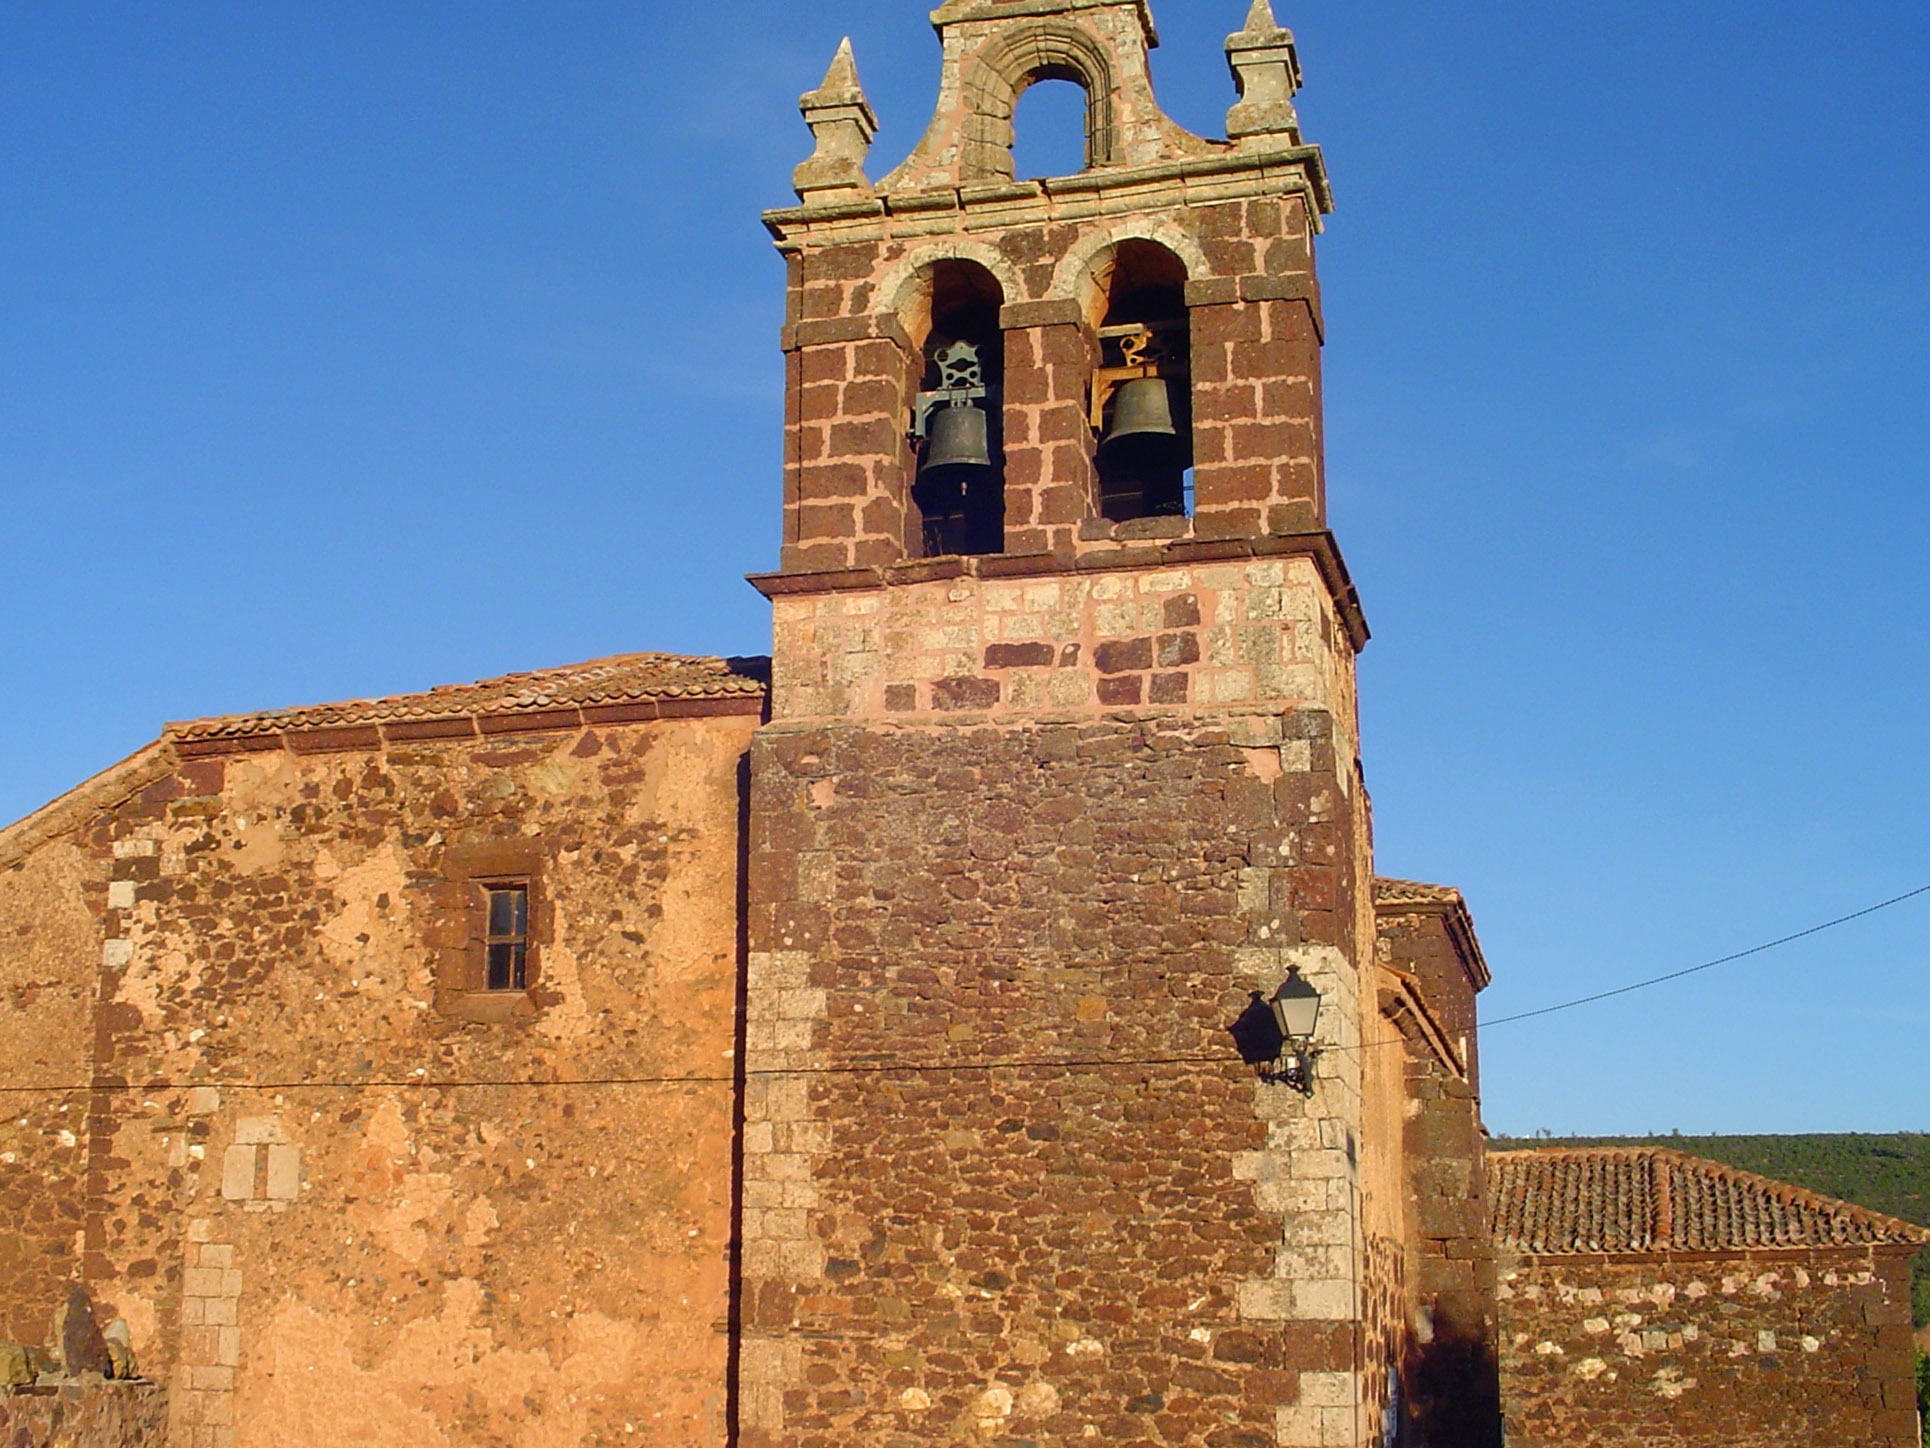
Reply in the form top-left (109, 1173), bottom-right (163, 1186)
top-left (1099, 377), bottom-right (1179, 451)
top-left (1097, 376), bottom-right (1188, 520)
top-left (918, 401), bottom-right (993, 482)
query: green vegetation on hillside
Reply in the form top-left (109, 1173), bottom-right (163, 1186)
top-left (1491, 1132), bottom-right (1930, 1329)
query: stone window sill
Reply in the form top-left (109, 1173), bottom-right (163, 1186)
top-left (437, 990), bottom-right (540, 1026)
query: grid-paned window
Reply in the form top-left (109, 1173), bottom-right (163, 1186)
top-left (483, 884), bottom-right (530, 991)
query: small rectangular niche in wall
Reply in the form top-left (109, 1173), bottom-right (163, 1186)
top-left (220, 1117), bottom-right (299, 1212)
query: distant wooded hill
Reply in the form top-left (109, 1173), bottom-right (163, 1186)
top-left (1489, 1132), bottom-right (1930, 1328)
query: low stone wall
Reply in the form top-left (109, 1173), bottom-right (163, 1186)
top-left (0, 1383), bottom-right (168, 1448)
top-left (1498, 1245), bottom-right (1921, 1447)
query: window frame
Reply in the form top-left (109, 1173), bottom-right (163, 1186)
top-left (479, 880), bottom-right (532, 992)
top-left (435, 840), bottom-right (546, 1022)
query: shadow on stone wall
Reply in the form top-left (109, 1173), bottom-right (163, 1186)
top-left (0, 1383), bottom-right (169, 1448)
top-left (2, 1284), bottom-right (165, 1447)
top-left (1405, 1314), bottom-right (1503, 1448)
top-left (1226, 992), bottom-right (1285, 1068)
top-left (3, 1284), bottom-right (142, 1389)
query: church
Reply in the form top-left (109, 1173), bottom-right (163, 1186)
top-left (8, 5), bottom-right (1905, 1448)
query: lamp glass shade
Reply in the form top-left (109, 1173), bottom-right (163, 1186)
top-left (1268, 968), bottom-right (1321, 1041)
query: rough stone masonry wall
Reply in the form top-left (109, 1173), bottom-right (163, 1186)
top-left (1399, 1048), bottom-right (1499, 1447)
top-left (1351, 927), bottom-right (1413, 1436)
top-left (740, 628), bottom-right (1393, 1448)
top-left (1374, 907), bottom-right (1499, 1447)
top-left (742, 541), bottom-right (1406, 1448)
top-left (770, 555), bottom-right (1356, 767)
top-left (0, 1383), bottom-right (168, 1448)
top-left (7, 714), bottom-right (753, 1448)
top-left (0, 825), bottom-right (110, 1343)
top-left (1497, 1246), bottom-right (1922, 1447)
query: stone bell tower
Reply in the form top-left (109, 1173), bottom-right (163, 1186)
top-left (740, 5), bottom-right (1419, 1447)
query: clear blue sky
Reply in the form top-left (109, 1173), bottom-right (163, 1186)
top-left (3, 2), bottom-right (1926, 1136)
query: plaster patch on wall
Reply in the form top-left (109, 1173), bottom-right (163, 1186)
top-left (243, 1283), bottom-right (694, 1448)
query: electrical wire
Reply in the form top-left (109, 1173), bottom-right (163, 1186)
top-left (1479, 881), bottom-right (1930, 1029)
top-left (1, 881), bottom-right (1924, 1099)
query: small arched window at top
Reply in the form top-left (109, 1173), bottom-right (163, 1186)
top-left (1092, 240), bottom-right (1191, 522)
top-left (1011, 73), bottom-right (1092, 181)
top-left (908, 260), bottom-right (1005, 558)
top-left (959, 34), bottom-right (1120, 183)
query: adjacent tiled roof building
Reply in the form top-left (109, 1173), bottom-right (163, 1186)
top-left (1492, 1147), bottom-right (1928, 1448)
top-left (1490, 1146), bottom-right (1930, 1256)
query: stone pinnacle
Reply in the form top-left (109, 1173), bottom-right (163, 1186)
top-left (1242, 0), bottom-right (1280, 34)
top-left (818, 37), bottom-right (862, 95)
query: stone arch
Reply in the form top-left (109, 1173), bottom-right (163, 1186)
top-left (880, 253), bottom-right (1010, 561)
top-left (958, 22), bottom-right (1120, 181)
top-left (877, 242), bottom-right (1029, 342)
top-left (1047, 223), bottom-right (1209, 327)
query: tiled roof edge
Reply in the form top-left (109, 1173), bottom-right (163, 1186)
top-left (0, 741), bottom-right (177, 871)
top-left (163, 654), bottom-right (773, 746)
top-left (1489, 1146), bottom-right (1930, 1249)
top-left (0, 655), bottom-right (776, 854)
top-left (1647, 1146), bottom-right (1930, 1246)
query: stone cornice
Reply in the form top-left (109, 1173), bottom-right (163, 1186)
top-left (929, 0), bottom-right (1157, 36)
top-left (1379, 967), bottom-right (1468, 1079)
top-left (764, 145), bottom-right (1332, 249)
top-left (748, 529), bottom-right (1369, 654)
top-left (1374, 889), bottom-right (1493, 994)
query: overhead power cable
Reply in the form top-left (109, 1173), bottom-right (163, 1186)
top-left (1480, 880), bottom-right (1930, 1029)
top-left (0, 882), bottom-right (1924, 1099)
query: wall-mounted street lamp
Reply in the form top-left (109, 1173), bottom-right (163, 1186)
top-left (1266, 967), bottom-right (1322, 1094)
top-left (1228, 967), bottom-right (1324, 1094)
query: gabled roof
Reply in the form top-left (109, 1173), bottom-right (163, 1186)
top-left (1, 653), bottom-right (770, 864)
top-left (1, 656), bottom-right (768, 868)
top-left (1490, 1146), bottom-right (1930, 1255)
top-left (166, 653), bottom-right (769, 751)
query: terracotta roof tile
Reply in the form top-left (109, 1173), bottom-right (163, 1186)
top-left (1373, 878), bottom-right (1465, 907)
top-left (1490, 1147), bottom-right (1930, 1254)
top-left (165, 653), bottom-right (770, 742)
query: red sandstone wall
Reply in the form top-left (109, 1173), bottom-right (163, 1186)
top-left (740, 702), bottom-right (1383, 1448)
top-left (1398, 1048), bottom-right (1499, 1447)
top-left (0, 800), bottom-right (119, 1343)
top-left (1497, 1246), bottom-right (1922, 1446)
top-left (1374, 907), bottom-right (1500, 1446)
top-left (0, 1383), bottom-right (168, 1447)
top-left (3, 716), bottom-right (753, 1448)
top-left (775, 192), bottom-right (1326, 575)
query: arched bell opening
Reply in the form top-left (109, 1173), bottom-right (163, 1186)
top-left (907, 260), bottom-right (1006, 558)
top-left (1090, 240), bottom-right (1192, 523)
